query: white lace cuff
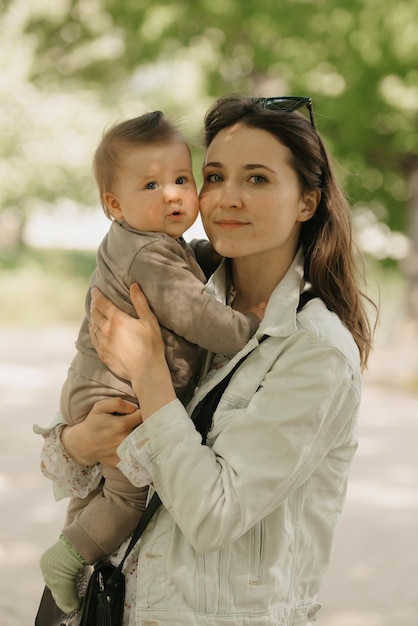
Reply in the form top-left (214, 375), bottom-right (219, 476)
top-left (34, 415), bottom-right (103, 500)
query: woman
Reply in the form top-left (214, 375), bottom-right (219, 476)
top-left (39, 95), bottom-right (375, 625)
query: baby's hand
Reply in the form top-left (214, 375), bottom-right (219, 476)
top-left (247, 301), bottom-right (267, 321)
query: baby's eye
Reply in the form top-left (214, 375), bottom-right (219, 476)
top-left (206, 173), bottom-right (223, 183)
top-left (176, 176), bottom-right (187, 185)
top-left (145, 181), bottom-right (158, 190)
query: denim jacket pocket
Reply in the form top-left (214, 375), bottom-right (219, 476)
top-left (249, 519), bottom-right (264, 585)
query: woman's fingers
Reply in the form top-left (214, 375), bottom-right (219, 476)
top-left (91, 286), bottom-right (111, 316)
top-left (89, 282), bottom-right (168, 399)
top-left (89, 287), bottom-right (123, 355)
top-left (90, 288), bottom-right (107, 326)
top-left (93, 397), bottom-right (139, 417)
top-left (129, 283), bottom-right (152, 321)
top-left (61, 398), bottom-right (143, 468)
top-left (129, 283), bottom-right (162, 337)
top-left (90, 288), bottom-right (108, 346)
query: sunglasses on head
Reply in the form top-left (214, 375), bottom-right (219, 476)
top-left (252, 96), bottom-right (316, 130)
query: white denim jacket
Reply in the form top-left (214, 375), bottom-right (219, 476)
top-left (38, 251), bottom-right (361, 626)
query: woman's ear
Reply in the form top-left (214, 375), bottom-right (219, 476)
top-left (298, 189), bottom-right (321, 223)
top-left (103, 192), bottom-right (124, 221)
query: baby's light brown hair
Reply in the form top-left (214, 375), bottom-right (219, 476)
top-left (93, 111), bottom-right (188, 219)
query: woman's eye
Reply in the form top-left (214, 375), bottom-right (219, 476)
top-left (145, 181), bottom-right (158, 190)
top-left (249, 175), bottom-right (267, 184)
top-left (206, 173), bottom-right (223, 183)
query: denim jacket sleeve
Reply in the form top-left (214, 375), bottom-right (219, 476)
top-left (117, 301), bottom-right (361, 553)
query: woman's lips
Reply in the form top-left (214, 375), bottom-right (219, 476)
top-left (216, 219), bottom-right (248, 230)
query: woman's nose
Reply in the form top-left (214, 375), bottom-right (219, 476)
top-left (219, 184), bottom-right (243, 209)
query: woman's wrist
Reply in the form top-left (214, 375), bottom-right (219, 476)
top-left (60, 424), bottom-right (97, 467)
top-left (131, 358), bottom-right (176, 420)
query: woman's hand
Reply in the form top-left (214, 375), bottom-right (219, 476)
top-left (90, 283), bottom-right (177, 419)
top-left (90, 284), bottom-right (165, 382)
top-left (61, 398), bottom-right (142, 467)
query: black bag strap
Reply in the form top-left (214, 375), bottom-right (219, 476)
top-left (109, 490), bottom-right (162, 582)
top-left (296, 289), bottom-right (317, 312)
top-left (191, 290), bottom-right (317, 443)
top-left (191, 339), bottom-right (266, 443)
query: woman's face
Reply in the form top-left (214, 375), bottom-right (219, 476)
top-left (199, 123), bottom-right (318, 264)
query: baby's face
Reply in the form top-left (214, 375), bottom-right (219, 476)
top-left (104, 140), bottom-right (199, 238)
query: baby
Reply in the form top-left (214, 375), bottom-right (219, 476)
top-left (40, 111), bottom-right (263, 614)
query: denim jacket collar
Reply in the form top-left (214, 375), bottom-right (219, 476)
top-left (205, 249), bottom-right (305, 339)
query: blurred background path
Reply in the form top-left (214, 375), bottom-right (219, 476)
top-left (0, 326), bottom-right (417, 626)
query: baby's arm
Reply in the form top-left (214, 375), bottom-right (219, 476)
top-left (129, 241), bottom-right (263, 356)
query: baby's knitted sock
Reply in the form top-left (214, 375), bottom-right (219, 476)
top-left (40, 534), bottom-right (88, 614)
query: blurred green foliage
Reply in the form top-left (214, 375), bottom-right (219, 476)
top-left (0, 0), bottom-right (417, 260)
top-left (0, 248), bottom-right (96, 325)
top-left (23, 0), bottom-right (418, 230)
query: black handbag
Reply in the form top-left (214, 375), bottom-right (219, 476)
top-left (35, 491), bottom-right (161, 626)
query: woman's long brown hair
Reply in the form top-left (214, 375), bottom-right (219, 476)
top-left (204, 95), bottom-right (377, 369)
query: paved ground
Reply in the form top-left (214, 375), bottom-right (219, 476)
top-left (0, 326), bottom-right (417, 626)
